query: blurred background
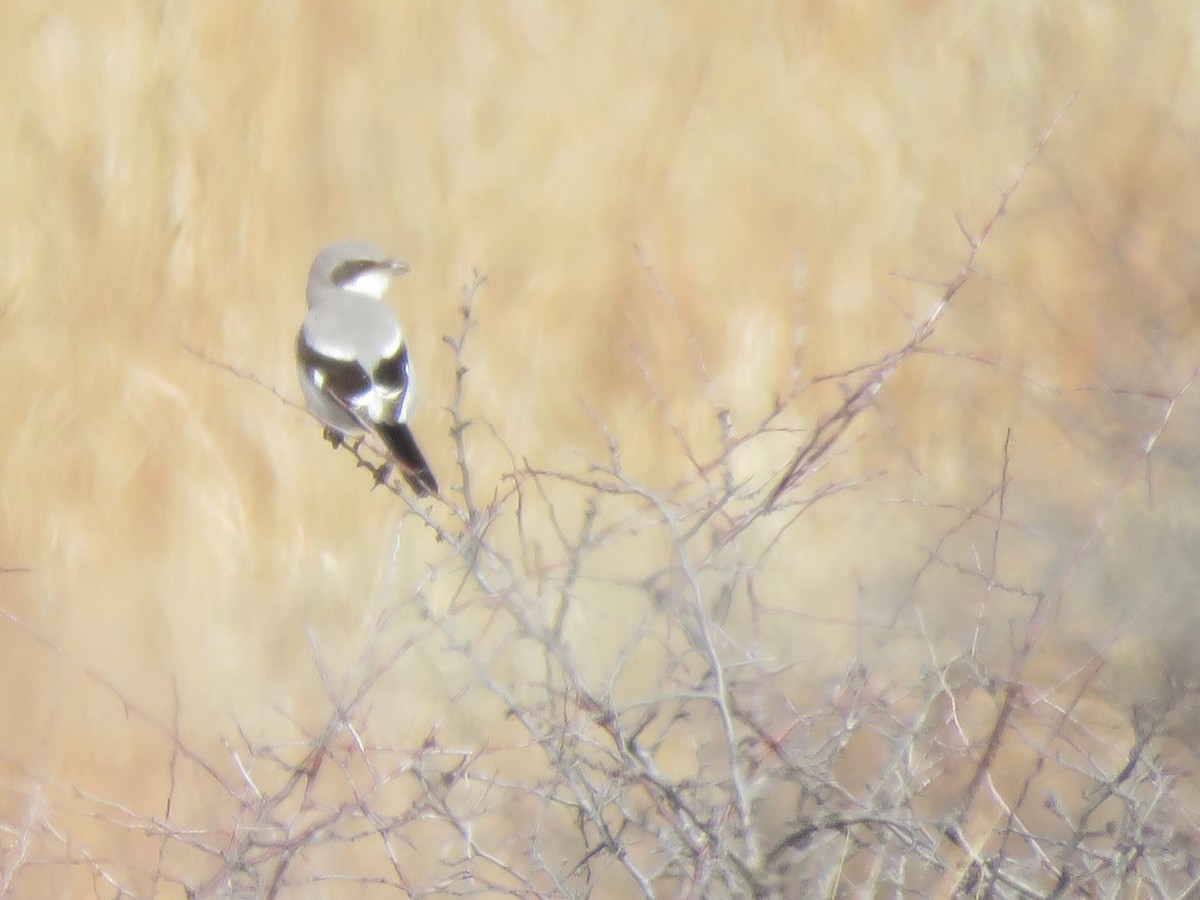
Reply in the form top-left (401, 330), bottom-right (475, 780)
top-left (2, 1), bottom-right (1200, 895)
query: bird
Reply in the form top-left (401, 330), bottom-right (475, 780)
top-left (296, 240), bottom-right (439, 496)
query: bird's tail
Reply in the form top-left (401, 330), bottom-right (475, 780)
top-left (375, 422), bottom-right (439, 496)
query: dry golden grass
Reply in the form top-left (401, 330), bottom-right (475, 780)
top-left (3, 2), bottom-right (1200, 896)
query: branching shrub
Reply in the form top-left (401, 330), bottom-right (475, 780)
top-left (3, 114), bottom-right (1199, 900)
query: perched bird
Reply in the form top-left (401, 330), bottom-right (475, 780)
top-left (296, 240), bottom-right (439, 496)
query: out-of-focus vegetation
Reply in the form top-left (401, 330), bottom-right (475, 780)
top-left (2, 3), bottom-right (1200, 896)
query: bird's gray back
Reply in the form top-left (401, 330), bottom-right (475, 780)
top-left (301, 292), bottom-right (403, 365)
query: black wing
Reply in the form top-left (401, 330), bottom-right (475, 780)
top-left (296, 332), bottom-right (373, 404)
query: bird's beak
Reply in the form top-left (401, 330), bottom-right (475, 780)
top-left (388, 259), bottom-right (411, 276)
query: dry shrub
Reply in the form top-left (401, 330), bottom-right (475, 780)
top-left (3, 4), bottom-right (1200, 898)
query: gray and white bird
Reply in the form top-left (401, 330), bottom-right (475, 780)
top-left (296, 240), bottom-right (439, 496)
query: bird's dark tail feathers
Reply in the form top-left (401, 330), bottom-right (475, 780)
top-left (375, 422), bottom-right (439, 496)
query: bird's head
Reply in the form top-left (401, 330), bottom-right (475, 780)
top-left (307, 240), bottom-right (410, 303)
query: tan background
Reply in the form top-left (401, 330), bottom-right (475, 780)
top-left (2, 2), bottom-right (1200, 895)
